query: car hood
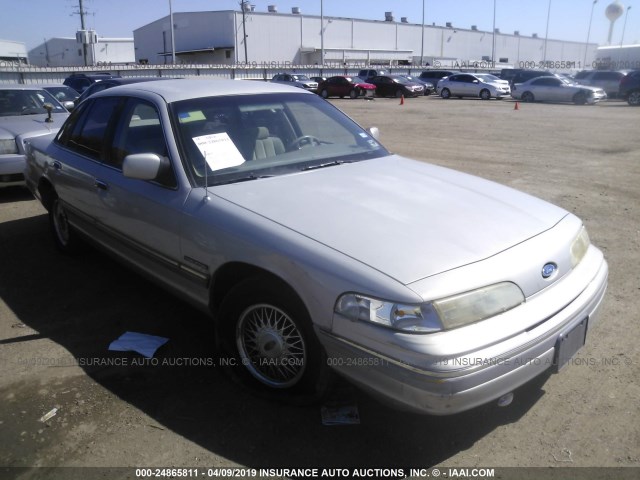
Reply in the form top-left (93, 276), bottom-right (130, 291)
top-left (0, 113), bottom-right (68, 140)
top-left (214, 155), bottom-right (567, 285)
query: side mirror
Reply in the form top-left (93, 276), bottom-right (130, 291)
top-left (43, 103), bottom-right (54, 123)
top-left (367, 127), bottom-right (380, 140)
top-left (123, 153), bottom-right (161, 180)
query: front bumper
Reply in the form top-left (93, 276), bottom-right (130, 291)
top-left (320, 251), bottom-right (608, 415)
top-left (0, 154), bottom-right (26, 187)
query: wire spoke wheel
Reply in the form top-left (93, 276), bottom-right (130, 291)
top-left (236, 303), bottom-right (307, 388)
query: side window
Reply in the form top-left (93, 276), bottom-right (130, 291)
top-left (58, 97), bottom-right (121, 161)
top-left (110, 98), bottom-right (175, 187)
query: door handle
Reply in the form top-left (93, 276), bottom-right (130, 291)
top-left (94, 179), bottom-right (108, 191)
top-left (52, 161), bottom-right (62, 170)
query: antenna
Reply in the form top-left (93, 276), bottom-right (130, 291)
top-left (204, 152), bottom-right (210, 202)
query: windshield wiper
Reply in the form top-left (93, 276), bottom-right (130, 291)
top-left (301, 160), bottom-right (345, 171)
top-left (211, 174), bottom-right (274, 186)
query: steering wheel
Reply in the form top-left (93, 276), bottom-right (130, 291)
top-left (288, 135), bottom-right (322, 150)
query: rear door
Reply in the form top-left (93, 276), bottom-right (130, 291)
top-left (51, 96), bottom-right (122, 225)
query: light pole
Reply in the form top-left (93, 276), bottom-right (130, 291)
top-left (584, 0), bottom-right (598, 68)
top-left (168, 0), bottom-right (176, 64)
top-left (543, 0), bottom-right (552, 64)
top-left (421, 0), bottom-right (425, 66)
top-left (620, 6), bottom-right (632, 47)
top-left (320, 0), bottom-right (325, 67)
top-left (492, 0), bottom-right (497, 67)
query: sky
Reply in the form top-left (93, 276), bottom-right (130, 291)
top-left (2, 0), bottom-right (638, 50)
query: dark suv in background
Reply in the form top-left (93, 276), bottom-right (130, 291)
top-left (574, 70), bottom-right (630, 98)
top-left (418, 70), bottom-right (459, 89)
top-left (619, 70), bottom-right (640, 105)
top-left (500, 69), bottom-right (553, 86)
top-left (63, 72), bottom-right (121, 93)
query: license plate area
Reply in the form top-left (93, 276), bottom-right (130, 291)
top-left (554, 318), bottom-right (588, 372)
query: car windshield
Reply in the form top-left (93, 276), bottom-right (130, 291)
top-left (0, 89), bottom-right (66, 116)
top-left (476, 74), bottom-right (500, 82)
top-left (44, 86), bottom-right (79, 102)
top-left (171, 92), bottom-right (389, 187)
top-left (292, 75), bottom-right (311, 81)
top-left (391, 76), bottom-right (410, 84)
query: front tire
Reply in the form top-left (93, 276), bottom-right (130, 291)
top-left (349, 89), bottom-right (358, 99)
top-left (573, 92), bottom-right (587, 105)
top-left (628, 91), bottom-right (640, 106)
top-left (480, 89), bottom-right (491, 100)
top-left (320, 89), bottom-right (329, 99)
top-left (440, 88), bottom-right (451, 99)
top-left (218, 277), bottom-right (329, 403)
top-left (522, 91), bottom-right (535, 103)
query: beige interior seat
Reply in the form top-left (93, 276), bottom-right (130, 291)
top-left (252, 126), bottom-right (285, 160)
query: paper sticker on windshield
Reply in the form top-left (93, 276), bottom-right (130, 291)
top-left (193, 133), bottom-right (245, 172)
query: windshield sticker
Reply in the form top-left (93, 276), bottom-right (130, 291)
top-left (178, 110), bottom-right (206, 123)
top-left (193, 133), bottom-right (245, 172)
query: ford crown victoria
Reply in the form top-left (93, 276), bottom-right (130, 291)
top-left (24, 79), bottom-right (608, 414)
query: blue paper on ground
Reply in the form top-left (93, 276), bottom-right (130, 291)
top-left (108, 331), bottom-right (169, 358)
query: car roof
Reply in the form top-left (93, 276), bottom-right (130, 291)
top-left (100, 77), bottom-right (170, 85)
top-left (92, 78), bottom-right (314, 103)
top-left (0, 84), bottom-right (52, 91)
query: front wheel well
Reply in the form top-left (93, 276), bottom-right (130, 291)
top-left (209, 262), bottom-right (299, 314)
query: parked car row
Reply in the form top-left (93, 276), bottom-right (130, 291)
top-left (270, 68), bottom-right (637, 105)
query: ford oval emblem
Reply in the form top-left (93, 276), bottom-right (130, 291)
top-left (542, 263), bottom-right (557, 279)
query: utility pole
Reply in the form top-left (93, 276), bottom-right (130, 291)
top-left (72, 0), bottom-right (89, 66)
top-left (240, 1), bottom-right (248, 62)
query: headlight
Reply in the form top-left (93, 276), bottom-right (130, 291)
top-left (570, 227), bottom-right (590, 267)
top-left (0, 139), bottom-right (18, 155)
top-left (335, 282), bottom-right (524, 333)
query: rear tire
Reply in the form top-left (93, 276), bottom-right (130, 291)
top-left (217, 276), bottom-right (330, 404)
top-left (395, 90), bottom-right (404, 98)
top-left (49, 195), bottom-right (80, 254)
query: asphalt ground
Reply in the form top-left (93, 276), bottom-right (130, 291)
top-left (0, 95), bottom-right (638, 479)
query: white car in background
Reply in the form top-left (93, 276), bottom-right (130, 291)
top-left (511, 76), bottom-right (607, 105)
top-left (437, 73), bottom-right (511, 100)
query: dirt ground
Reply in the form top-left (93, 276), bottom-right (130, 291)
top-left (0, 96), bottom-right (638, 479)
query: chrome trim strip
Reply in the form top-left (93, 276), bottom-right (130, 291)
top-left (64, 201), bottom-right (209, 285)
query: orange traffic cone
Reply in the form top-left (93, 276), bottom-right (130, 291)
top-left (400, 95), bottom-right (405, 105)
top-left (514, 101), bottom-right (520, 110)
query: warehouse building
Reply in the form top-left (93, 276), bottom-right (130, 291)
top-left (133, 6), bottom-right (597, 69)
top-left (0, 40), bottom-right (28, 65)
top-left (28, 36), bottom-right (135, 67)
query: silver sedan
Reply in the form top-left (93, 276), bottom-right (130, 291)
top-left (0, 85), bottom-right (68, 187)
top-left (25, 79), bottom-right (607, 415)
top-left (437, 73), bottom-right (511, 100)
top-left (512, 76), bottom-right (607, 104)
